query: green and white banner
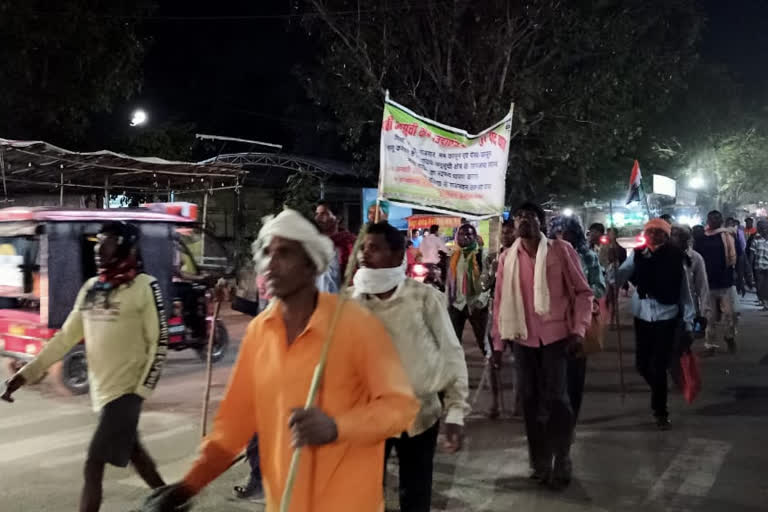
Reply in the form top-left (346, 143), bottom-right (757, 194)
top-left (379, 97), bottom-right (513, 218)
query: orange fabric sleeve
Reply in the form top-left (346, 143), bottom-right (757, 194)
top-left (334, 311), bottom-right (419, 443)
top-left (183, 322), bottom-right (259, 494)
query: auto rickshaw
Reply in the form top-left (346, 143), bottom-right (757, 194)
top-left (0, 207), bottom-right (231, 395)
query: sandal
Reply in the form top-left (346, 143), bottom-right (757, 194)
top-left (233, 481), bottom-right (263, 500)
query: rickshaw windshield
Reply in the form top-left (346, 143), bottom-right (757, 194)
top-left (174, 230), bottom-right (201, 277)
top-left (0, 236), bottom-right (40, 298)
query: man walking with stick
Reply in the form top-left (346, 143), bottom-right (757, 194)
top-left (617, 219), bottom-right (695, 429)
top-left (142, 209), bottom-right (418, 512)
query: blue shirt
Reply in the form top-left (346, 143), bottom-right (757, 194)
top-left (617, 250), bottom-right (695, 331)
top-left (316, 248), bottom-right (341, 293)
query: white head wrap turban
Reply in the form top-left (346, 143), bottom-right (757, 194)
top-left (252, 208), bottom-right (335, 275)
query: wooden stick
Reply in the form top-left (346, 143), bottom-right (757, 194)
top-left (279, 226), bottom-right (368, 512)
top-left (200, 298), bottom-right (223, 438)
top-left (612, 262), bottom-right (627, 404)
top-left (608, 200), bottom-right (627, 403)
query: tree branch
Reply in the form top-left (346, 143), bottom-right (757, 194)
top-left (309, 0), bottom-right (385, 95)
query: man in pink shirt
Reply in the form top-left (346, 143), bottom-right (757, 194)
top-left (493, 202), bottom-right (592, 489)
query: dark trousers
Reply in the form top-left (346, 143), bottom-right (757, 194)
top-left (634, 318), bottom-right (676, 418)
top-left (514, 339), bottom-right (574, 471)
top-left (384, 421), bottom-right (439, 512)
top-left (568, 357), bottom-right (587, 421)
top-left (245, 434), bottom-right (261, 484)
top-left (756, 269), bottom-right (768, 303)
top-left (449, 305), bottom-right (489, 355)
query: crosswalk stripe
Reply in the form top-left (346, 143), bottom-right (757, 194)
top-left (435, 443), bottom-right (529, 510)
top-left (0, 404), bottom-right (194, 466)
top-left (0, 406), bottom-right (86, 430)
top-left (0, 425), bottom-right (95, 463)
top-left (644, 438), bottom-right (731, 505)
top-left (39, 423), bottom-right (196, 469)
top-left (676, 440), bottom-right (730, 496)
top-left (118, 454), bottom-right (198, 487)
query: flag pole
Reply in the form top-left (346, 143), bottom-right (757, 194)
top-left (640, 181), bottom-right (653, 220)
top-left (608, 200), bottom-right (627, 403)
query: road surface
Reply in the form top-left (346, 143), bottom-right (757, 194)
top-left (1, 300), bottom-right (767, 511)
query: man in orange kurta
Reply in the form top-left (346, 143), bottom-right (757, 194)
top-left (144, 209), bottom-right (418, 512)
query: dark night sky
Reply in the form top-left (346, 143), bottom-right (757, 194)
top-left (129, 0), bottom-right (768, 159)
top-left (700, 0), bottom-right (768, 90)
top-left (135, 0), bottom-right (318, 153)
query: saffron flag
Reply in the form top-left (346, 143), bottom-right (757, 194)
top-left (625, 160), bottom-right (642, 205)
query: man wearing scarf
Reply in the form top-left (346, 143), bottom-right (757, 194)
top-left (447, 224), bottom-right (490, 357)
top-left (2, 222), bottom-right (168, 512)
top-left (143, 209), bottom-right (418, 512)
top-left (351, 222), bottom-right (469, 512)
top-left (694, 210), bottom-right (738, 353)
top-left (494, 203), bottom-right (593, 490)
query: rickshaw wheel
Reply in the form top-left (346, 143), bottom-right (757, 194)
top-left (49, 345), bottom-right (90, 396)
top-left (196, 320), bottom-right (229, 364)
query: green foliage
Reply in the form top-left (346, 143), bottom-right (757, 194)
top-left (0, 1), bottom-right (150, 144)
top-left (282, 169), bottom-right (325, 218)
top-left (644, 63), bottom-right (768, 208)
top-left (296, 0), bottom-right (703, 206)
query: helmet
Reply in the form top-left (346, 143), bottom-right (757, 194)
top-left (99, 221), bottom-right (140, 259)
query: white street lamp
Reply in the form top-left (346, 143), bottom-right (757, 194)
top-left (689, 175), bottom-right (706, 190)
top-left (130, 109), bottom-right (148, 127)
top-left (563, 208), bottom-right (574, 217)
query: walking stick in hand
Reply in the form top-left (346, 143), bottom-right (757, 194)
top-left (200, 278), bottom-right (226, 439)
top-left (612, 263), bottom-right (627, 404)
top-left (279, 226), bottom-right (368, 512)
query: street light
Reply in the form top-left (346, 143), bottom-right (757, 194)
top-left (563, 208), bottom-right (574, 217)
top-left (130, 109), bottom-right (148, 127)
top-left (689, 175), bottom-right (706, 190)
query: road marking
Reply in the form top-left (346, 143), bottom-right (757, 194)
top-left (0, 406), bottom-right (85, 430)
top-left (433, 443), bottom-right (529, 511)
top-left (140, 410), bottom-right (199, 428)
top-left (118, 454), bottom-right (198, 487)
top-left (645, 438), bottom-right (731, 505)
top-left (676, 440), bottom-right (731, 496)
top-left (0, 425), bottom-right (95, 463)
top-left (40, 423), bottom-right (196, 469)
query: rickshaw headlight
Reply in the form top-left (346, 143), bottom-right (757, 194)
top-left (25, 343), bottom-right (38, 355)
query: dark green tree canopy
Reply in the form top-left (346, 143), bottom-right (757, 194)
top-left (297, 0), bottom-right (703, 205)
top-left (0, 1), bottom-right (150, 145)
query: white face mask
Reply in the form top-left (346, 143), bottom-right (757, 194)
top-left (353, 261), bottom-right (407, 295)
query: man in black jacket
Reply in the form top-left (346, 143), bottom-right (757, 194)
top-left (694, 210), bottom-right (738, 353)
top-left (617, 219), bottom-right (695, 429)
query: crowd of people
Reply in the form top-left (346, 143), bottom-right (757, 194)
top-left (0, 200), bottom-right (754, 512)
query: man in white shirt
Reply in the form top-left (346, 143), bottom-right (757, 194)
top-left (352, 222), bottom-right (469, 512)
top-left (419, 224), bottom-right (449, 264)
